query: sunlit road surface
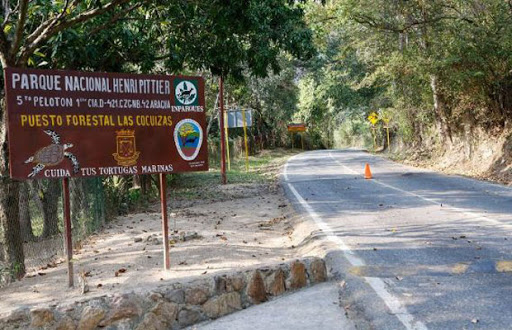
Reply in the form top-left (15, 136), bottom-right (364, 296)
top-left (282, 149), bottom-right (512, 330)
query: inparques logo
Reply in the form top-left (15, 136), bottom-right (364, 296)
top-left (174, 80), bottom-right (198, 106)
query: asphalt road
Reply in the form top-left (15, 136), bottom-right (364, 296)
top-left (282, 149), bottom-right (512, 330)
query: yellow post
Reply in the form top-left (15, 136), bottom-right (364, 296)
top-left (386, 127), bottom-right (390, 151)
top-left (242, 108), bottom-right (250, 172)
top-left (224, 111), bottom-right (231, 171)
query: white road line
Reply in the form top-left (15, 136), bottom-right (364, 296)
top-left (327, 151), bottom-right (512, 231)
top-left (283, 153), bottom-right (302, 182)
top-left (284, 154), bottom-right (428, 330)
top-left (286, 183), bottom-right (364, 267)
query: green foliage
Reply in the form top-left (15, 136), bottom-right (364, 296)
top-left (158, 0), bottom-right (316, 79)
top-left (103, 176), bottom-right (156, 217)
top-left (171, 148), bottom-right (297, 201)
top-left (295, 0), bottom-right (512, 149)
top-left (214, 54), bottom-right (302, 148)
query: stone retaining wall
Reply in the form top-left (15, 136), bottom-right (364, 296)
top-left (0, 257), bottom-right (328, 330)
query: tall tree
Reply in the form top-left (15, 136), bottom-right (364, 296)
top-left (18, 182), bottom-right (34, 242)
top-left (0, 0), bottom-right (317, 279)
top-left (0, 0), bottom-right (143, 279)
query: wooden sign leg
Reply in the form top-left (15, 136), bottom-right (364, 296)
top-left (159, 173), bottom-right (171, 270)
top-left (62, 178), bottom-right (74, 287)
top-left (242, 108), bottom-right (249, 172)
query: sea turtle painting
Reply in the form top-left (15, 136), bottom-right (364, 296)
top-left (24, 130), bottom-right (80, 178)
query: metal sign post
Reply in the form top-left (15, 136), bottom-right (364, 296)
top-left (381, 116), bottom-right (391, 152)
top-left (159, 173), bottom-right (170, 270)
top-left (62, 177), bottom-right (74, 287)
top-left (242, 108), bottom-right (249, 172)
top-left (287, 124), bottom-right (307, 150)
top-left (219, 77), bottom-right (227, 184)
top-left (224, 111), bottom-right (231, 171)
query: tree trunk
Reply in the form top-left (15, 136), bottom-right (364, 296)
top-left (41, 180), bottom-right (61, 238)
top-left (70, 178), bottom-right (86, 232)
top-left (413, 120), bottom-right (423, 147)
top-left (0, 178), bottom-right (25, 279)
top-left (0, 97), bottom-right (25, 279)
top-left (140, 175), bottom-right (152, 196)
top-left (430, 74), bottom-right (452, 144)
top-left (19, 182), bottom-right (35, 242)
top-left (206, 91), bottom-right (220, 135)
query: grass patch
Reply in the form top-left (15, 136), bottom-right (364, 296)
top-left (169, 148), bottom-right (300, 201)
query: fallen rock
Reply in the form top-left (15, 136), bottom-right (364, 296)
top-left (184, 231), bottom-right (200, 241)
top-left (202, 292), bottom-right (242, 319)
top-left (170, 231), bottom-right (201, 243)
top-left (134, 237), bottom-right (143, 243)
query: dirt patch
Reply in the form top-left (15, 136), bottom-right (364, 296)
top-left (390, 127), bottom-right (512, 185)
top-left (0, 150), bottom-right (310, 317)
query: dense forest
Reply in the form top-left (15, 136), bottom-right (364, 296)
top-left (297, 1), bottom-right (512, 150)
top-left (1, 0), bottom-right (512, 280)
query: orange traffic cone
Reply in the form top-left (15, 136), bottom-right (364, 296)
top-left (364, 163), bottom-right (372, 179)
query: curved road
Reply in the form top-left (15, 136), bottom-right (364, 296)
top-left (282, 150), bottom-right (512, 330)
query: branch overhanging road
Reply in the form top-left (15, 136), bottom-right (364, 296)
top-left (282, 149), bottom-right (512, 330)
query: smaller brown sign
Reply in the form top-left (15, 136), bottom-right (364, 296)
top-left (287, 123), bottom-right (307, 133)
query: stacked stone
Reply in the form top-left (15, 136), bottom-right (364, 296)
top-left (0, 257), bottom-right (327, 330)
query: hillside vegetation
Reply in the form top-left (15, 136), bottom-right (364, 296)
top-left (293, 1), bottom-right (512, 183)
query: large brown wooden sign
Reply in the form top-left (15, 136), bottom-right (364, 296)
top-left (4, 68), bottom-right (208, 180)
